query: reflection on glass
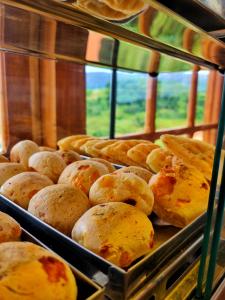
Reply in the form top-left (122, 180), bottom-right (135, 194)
top-left (115, 70), bottom-right (148, 136)
top-left (86, 66), bottom-right (111, 137)
top-left (196, 70), bottom-right (209, 125)
top-left (156, 71), bottom-right (191, 129)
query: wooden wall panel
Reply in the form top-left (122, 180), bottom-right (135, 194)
top-left (56, 62), bottom-right (86, 139)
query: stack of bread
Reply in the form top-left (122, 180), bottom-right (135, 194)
top-left (0, 133), bottom-right (213, 268)
top-left (0, 211), bottom-right (77, 300)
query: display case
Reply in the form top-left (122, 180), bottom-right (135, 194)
top-left (1, 1), bottom-right (225, 299)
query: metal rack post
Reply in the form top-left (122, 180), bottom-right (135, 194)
top-left (196, 72), bottom-right (225, 298)
top-left (109, 39), bottom-right (119, 139)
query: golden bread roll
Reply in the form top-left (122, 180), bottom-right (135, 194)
top-left (101, 140), bottom-right (142, 165)
top-left (28, 184), bottom-right (90, 235)
top-left (146, 148), bottom-right (173, 173)
top-left (149, 157), bottom-right (210, 228)
top-left (127, 143), bottom-right (159, 168)
top-left (161, 134), bottom-right (214, 181)
top-left (87, 140), bottom-right (116, 159)
top-left (39, 146), bottom-right (56, 152)
top-left (0, 212), bottom-right (21, 243)
top-left (0, 155), bottom-right (9, 163)
top-left (0, 242), bottom-right (77, 300)
top-left (77, 0), bottom-right (129, 20)
top-left (10, 140), bottom-right (39, 169)
top-left (88, 158), bottom-right (116, 173)
top-left (29, 151), bottom-right (66, 183)
top-left (79, 139), bottom-right (103, 157)
top-left (89, 172), bottom-right (154, 215)
top-left (72, 202), bottom-right (154, 268)
top-left (58, 160), bottom-right (109, 195)
top-left (57, 150), bottom-right (81, 165)
top-left (57, 134), bottom-right (90, 151)
top-left (114, 166), bottom-right (153, 182)
top-left (1, 172), bottom-right (53, 209)
top-left (0, 163), bottom-right (25, 186)
top-left (71, 137), bottom-right (96, 154)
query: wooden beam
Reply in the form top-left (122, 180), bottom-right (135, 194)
top-left (145, 75), bottom-right (157, 134)
top-left (187, 65), bottom-right (199, 137)
top-left (118, 124), bottom-right (217, 141)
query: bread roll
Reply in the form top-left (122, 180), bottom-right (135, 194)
top-left (127, 143), bottom-right (159, 169)
top-left (101, 140), bottom-right (141, 165)
top-left (71, 137), bottom-right (96, 154)
top-left (57, 134), bottom-right (90, 151)
top-left (72, 202), bottom-right (154, 268)
top-left (146, 148), bottom-right (173, 173)
top-left (114, 166), bottom-right (153, 182)
top-left (88, 158), bottom-right (116, 173)
top-left (57, 150), bottom-right (81, 165)
top-left (89, 172), bottom-right (154, 215)
top-left (1, 172), bottom-right (53, 209)
top-left (29, 152), bottom-right (66, 183)
top-left (58, 160), bottom-right (109, 195)
top-left (0, 155), bottom-right (9, 163)
top-left (79, 139), bottom-right (103, 157)
top-left (85, 140), bottom-right (116, 159)
top-left (28, 184), bottom-right (90, 235)
top-left (0, 212), bottom-right (21, 243)
top-left (149, 157), bottom-right (210, 228)
top-left (10, 140), bottom-right (39, 169)
top-left (0, 163), bottom-right (25, 186)
top-left (0, 242), bottom-right (77, 300)
top-left (161, 134), bottom-right (214, 181)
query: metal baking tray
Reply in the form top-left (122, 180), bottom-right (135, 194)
top-left (0, 194), bottom-right (206, 299)
top-left (0, 208), bottom-right (104, 300)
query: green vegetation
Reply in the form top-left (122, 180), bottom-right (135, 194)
top-left (86, 84), bottom-right (206, 137)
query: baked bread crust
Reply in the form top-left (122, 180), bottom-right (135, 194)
top-left (88, 158), bottom-right (116, 173)
top-left (58, 160), bottom-right (109, 195)
top-left (1, 172), bottom-right (53, 209)
top-left (10, 140), bottom-right (39, 169)
top-left (89, 172), bottom-right (154, 215)
top-left (146, 148), bottom-right (173, 173)
top-left (72, 202), bottom-right (154, 267)
top-left (161, 134), bottom-right (214, 181)
top-left (0, 242), bottom-right (77, 300)
top-left (56, 150), bottom-right (81, 165)
top-left (114, 166), bottom-right (153, 182)
top-left (28, 184), bottom-right (90, 235)
top-left (149, 157), bottom-right (210, 227)
top-left (0, 163), bottom-right (25, 186)
top-left (127, 143), bottom-right (159, 169)
top-left (29, 151), bottom-right (66, 183)
top-left (57, 135), bottom-right (90, 151)
top-left (0, 212), bottom-right (21, 243)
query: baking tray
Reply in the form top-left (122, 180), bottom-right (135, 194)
top-left (0, 194), bottom-right (206, 299)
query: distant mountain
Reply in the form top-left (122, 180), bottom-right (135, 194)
top-left (86, 71), bottom-right (209, 101)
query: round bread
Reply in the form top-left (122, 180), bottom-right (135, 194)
top-left (88, 158), bottom-right (116, 173)
top-left (146, 148), bottom-right (173, 173)
top-left (57, 150), bottom-right (81, 165)
top-left (0, 163), bottom-right (25, 186)
top-left (149, 157), bottom-right (210, 228)
top-left (89, 172), bottom-right (154, 215)
top-left (58, 160), bottom-right (109, 195)
top-left (72, 202), bottom-right (154, 268)
top-left (0, 212), bottom-right (21, 243)
top-left (29, 152), bottom-right (66, 183)
top-left (0, 155), bottom-right (9, 163)
top-left (28, 184), bottom-right (90, 235)
top-left (57, 135), bottom-right (90, 151)
top-left (39, 146), bottom-right (56, 152)
top-left (0, 242), bottom-right (77, 300)
top-left (10, 140), bottom-right (39, 169)
top-left (1, 172), bottom-right (53, 209)
top-left (114, 166), bottom-right (153, 182)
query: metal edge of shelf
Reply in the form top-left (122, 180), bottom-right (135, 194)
top-left (0, 0), bottom-right (220, 70)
